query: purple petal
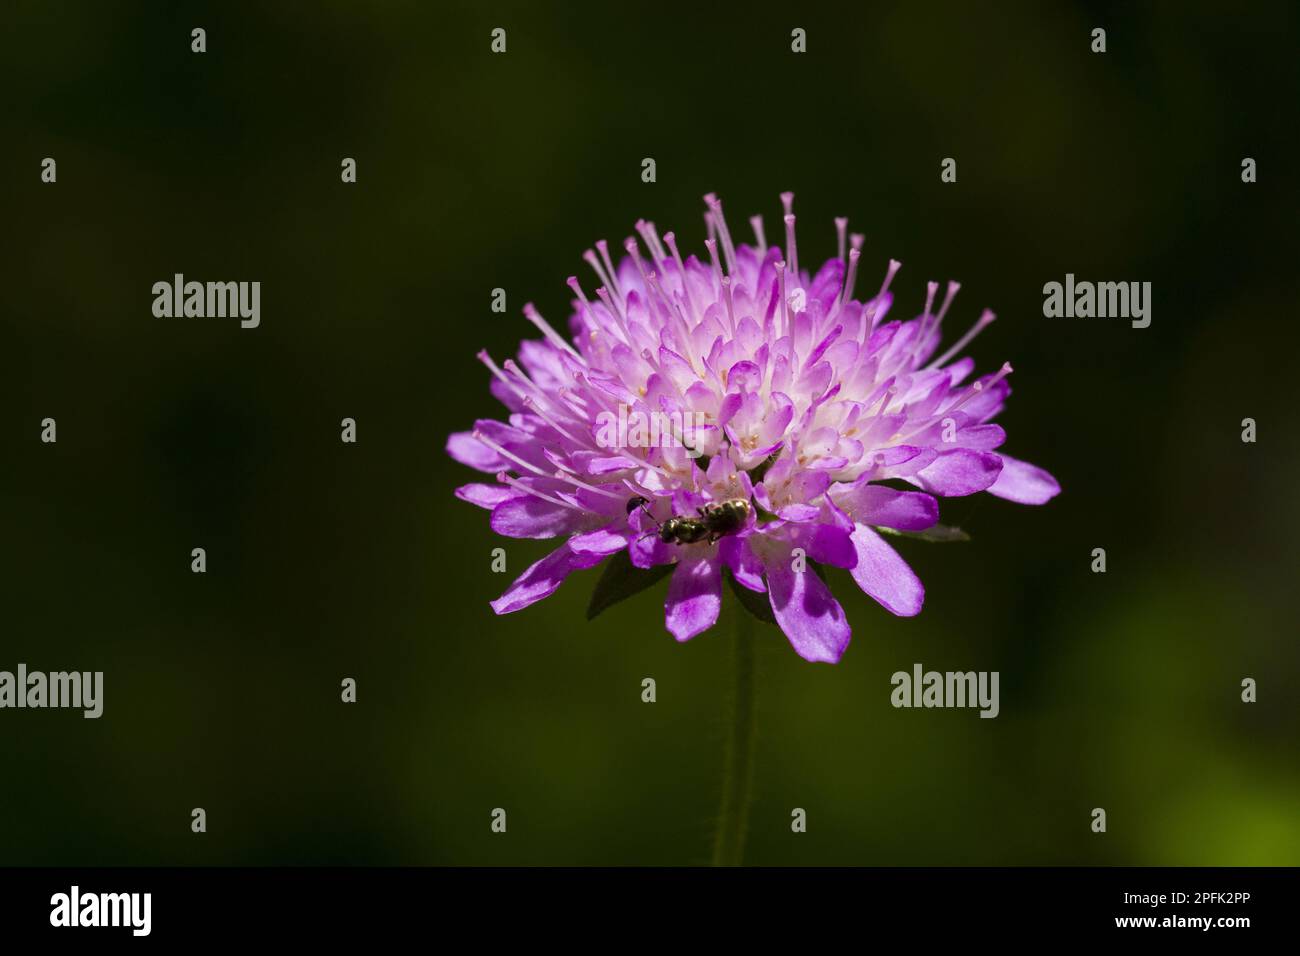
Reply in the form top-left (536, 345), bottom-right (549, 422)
top-left (988, 454), bottom-right (1060, 505)
top-left (963, 379), bottom-right (1011, 423)
top-left (587, 455), bottom-right (641, 475)
top-left (490, 496), bottom-right (582, 539)
top-left (955, 423), bottom-right (1006, 451)
top-left (720, 536), bottom-right (765, 591)
top-left (914, 449), bottom-right (1003, 497)
top-left (874, 445), bottom-right (936, 478)
top-left (765, 554), bottom-right (852, 663)
top-left (569, 526), bottom-right (631, 556)
top-left (718, 390), bottom-right (745, 426)
top-left (834, 484), bottom-right (938, 531)
top-left (789, 468), bottom-right (831, 501)
top-left (778, 503), bottom-right (821, 522)
top-left (455, 483), bottom-right (518, 510)
top-left (808, 523), bottom-right (857, 568)
top-left (758, 394), bottom-right (795, 445)
top-left (848, 525), bottom-right (924, 617)
top-left (490, 541), bottom-right (605, 615)
top-left (665, 555), bottom-right (722, 641)
top-left (629, 530), bottom-right (675, 568)
top-left (489, 376), bottom-right (525, 412)
top-left (446, 431), bottom-right (506, 473)
top-left (808, 257), bottom-right (845, 312)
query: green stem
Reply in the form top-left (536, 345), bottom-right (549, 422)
top-left (712, 608), bottom-right (757, 866)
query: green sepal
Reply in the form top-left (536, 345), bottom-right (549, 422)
top-left (586, 550), bottom-right (675, 621)
top-left (876, 524), bottom-right (971, 543)
top-left (727, 570), bottom-right (777, 625)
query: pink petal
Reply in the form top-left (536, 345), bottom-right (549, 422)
top-left (490, 496), bottom-right (583, 539)
top-left (629, 531), bottom-right (675, 569)
top-left (955, 423), bottom-right (1006, 451)
top-left (988, 454), bottom-right (1060, 505)
top-left (569, 527), bottom-right (630, 556)
top-left (587, 455), bottom-right (640, 475)
top-left (848, 525), bottom-right (924, 617)
top-left (446, 431), bottom-right (506, 473)
top-left (777, 503), bottom-right (821, 522)
top-left (833, 484), bottom-right (938, 531)
top-left (455, 483), bottom-right (518, 510)
top-left (720, 536), bottom-right (765, 591)
top-left (765, 554), bottom-right (852, 663)
top-left (914, 449), bottom-right (1002, 497)
top-left (665, 555), bottom-right (721, 641)
top-left (490, 542), bottom-right (605, 615)
top-left (808, 523), bottom-right (857, 568)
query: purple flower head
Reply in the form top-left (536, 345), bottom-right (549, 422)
top-left (450, 193), bottom-right (1059, 663)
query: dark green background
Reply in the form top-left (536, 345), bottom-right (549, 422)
top-left (3, 1), bottom-right (1297, 865)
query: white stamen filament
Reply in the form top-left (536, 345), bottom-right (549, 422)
top-left (776, 260), bottom-right (789, 339)
top-left (705, 194), bottom-right (738, 277)
top-left (926, 309), bottom-right (996, 370)
top-left (495, 471), bottom-right (580, 510)
top-left (523, 303), bottom-right (585, 363)
top-left (473, 430), bottom-right (549, 477)
top-left (662, 231), bottom-right (699, 325)
top-left (595, 239), bottom-right (621, 301)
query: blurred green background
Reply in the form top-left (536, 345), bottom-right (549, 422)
top-left (2, 0), bottom-right (1297, 865)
